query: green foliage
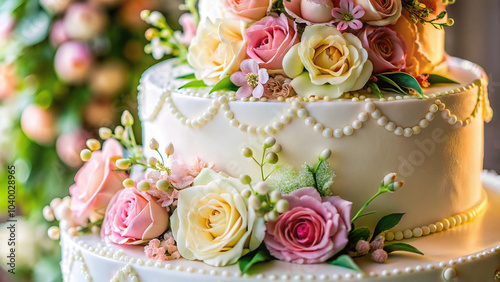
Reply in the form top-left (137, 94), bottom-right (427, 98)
top-left (384, 243), bottom-right (423, 255)
top-left (426, 74), bottom-right (459, 85)
top-left (313, 161), bottom-right (335, 197)
top-left (348, 227), bottom-right (371, 244)
top-left (268, 164), bottom-right (315, 195)
top-left (328, 255), bottom-right (364, 274)
top-left (371, 213), bottom-right (405, 241)
top-left (178, 79), bottom-right (208, 89)
top-left (373, 72), bottom-right (423, 97)
top-left (209, 76), bottom-right (239, 94)
top-left (238, 244), bottom-right (273, 275)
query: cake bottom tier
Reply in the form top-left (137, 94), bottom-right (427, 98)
top-left (61, 183), bottom-right (500, 282)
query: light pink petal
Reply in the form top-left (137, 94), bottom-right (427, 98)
top-left (352, 5), bottom-right (365, 18)
top-left (339, 0), bottom-right (350, 14)
top-left (236, 85), bottom-right (253, 99)
top-left (258, 68), bottom-right (269, 84)
top-left (331, 8), bottom-right (344, 21)
top-left (240, 59), bottom-right (259, 74)
top-left (252, 83), bottom-right (264, 98)
top-left (230, 72), bottom-right (247, 87)
top-left (337, 21), bottom-right (348, 31)
top-left (348, 20), bottom-right (363, 30)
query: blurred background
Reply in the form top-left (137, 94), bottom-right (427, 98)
top-left (0, 0), bottom-right (498, 281)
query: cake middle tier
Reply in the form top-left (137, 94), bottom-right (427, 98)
top-left (139, 57), bottom-right (489, 231)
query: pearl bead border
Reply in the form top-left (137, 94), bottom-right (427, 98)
top-left (385, 192), bottom-right (488, 241)
top-left (61, 229), bottom-right (500, 281)
top-left (139, 80), bottom-right (487, 140)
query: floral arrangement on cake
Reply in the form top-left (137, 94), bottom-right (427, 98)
top-left (44, 111), bottom-right (423, 275)
top-left (141, 0), bottom-right (459, 101)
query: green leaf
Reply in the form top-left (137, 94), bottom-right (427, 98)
top-left (238, 245), bottom-right (273, 274)
top-left (314, 161), bottom-right (335, 197)
top-left (371, 213), bottom-right (405, 241)
top-left (178, 79), bottom-right (207, 90)
top-left (374, 74), bottom-right (407, 95)
top-left (348, 227), bottom-right (371, 243)
top-left (384, 243), bottom-right (423, 255)
top-left (426, 74), bottom-right (459, 85)
top-left (328, 255), bottom-right (364, 274)
top-left (176, 73), bottom-right (196, 80)
top-left (367, 82), bottom-right (382, 98)
top-left (380, 72), bottom-right (423, 96)
top-left (209, 76), bottom-right (239, 94)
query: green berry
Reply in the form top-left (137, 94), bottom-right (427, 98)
top-left (249, 195), bottom-right (261, 210)
top-left (276, 199), bottom-right (289, 213)
top-left (156, 179), bottom-right (171, 192)
top-left (86, 139), bottom-right (101, 151)
top-left (123, 178), bottom-right (135, 188)
top-left (267, 210), bottom-right (280, 221)
top-left (254, 182), bottom-right (269, 195)
top-left (241, 189), bottom-right (252, 198)
top-left (137, 181), bottom-right (150, 191)
top-left (269, 190), bottom-right (282, 203)
top-left (263, 137), bottom-right (276, 148)
top-left (240, 174), bottom-right (252, 185)
top-left (147, 156), bottom-right (158, 166)
top-left (114, 126), bottom-right (124, 138)
top-left (319, 148), bottom-right (332, 161)
top-left (242, 147), bottom-right (253, 158)
top-left (80, 149), bottom-right (92, 162)
top-left (115, 159), bottom-right (131, 170)
top-left (98, 127), bottom-right (112, 140)
top-left (121, 110), bottom-right (134, 126)
top-left (265, 152), bottom-right (279, 164)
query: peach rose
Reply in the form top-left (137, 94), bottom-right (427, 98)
top-left (101, 187), bottom-right (169, 245)
top-left (223, 0), bottom-right (272, 22)
top-left (390, 9), bottom-right (446, 75)
top-left (284, 0), bottom-right (337, 25)
top-left (69, 139), bottom-right (127, 225)
top-left (353, 0), bottom-right (402, 26)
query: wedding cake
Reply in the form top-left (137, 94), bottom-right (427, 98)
top-left (44, 0), bottom-right (500, 281)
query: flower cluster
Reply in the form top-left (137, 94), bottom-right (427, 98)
top-left (166, 0), bottom-right (455, 100)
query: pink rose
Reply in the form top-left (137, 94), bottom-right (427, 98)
top-left (245, 14), bottom-right (299, 71)
top-left (101, 187), bottom-right (169, 245)
top-left (358, 26), bottom-right (407, 73)
top-left (264, 187), bottom-right (352, 264)
top-left (223, 0), bottom-right (272, 22)
top-left (20, 105), bottom-right (57, 145)
top-left (284, 0), bottom-right (337, 25)
top-left (50, 20), bottom-right (70, 47)
top-left (69, 139), bottom-right (127, 225)
top-left (353, 0), bottom-right (402, 26)
top-left (179, 13), bottom-right (197, 46)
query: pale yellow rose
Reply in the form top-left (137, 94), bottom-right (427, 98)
top-left (283, 25), bottom-right (373, 98)
top-left (187, 18), bottom-right (247, 85)
top-left (170, 168), bottom-right (266, 267)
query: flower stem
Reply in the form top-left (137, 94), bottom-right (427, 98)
top-left (351, 190), bottom-right (384, 224)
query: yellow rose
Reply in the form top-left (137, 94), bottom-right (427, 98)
top-left (187, 18), bottom-right (247, 85)
top-left (170, 169), bottom-right (265, 267)
top-left (283, 25), bottom-right (373, 98)
top-left (390, 9), bottom-right (446, 76)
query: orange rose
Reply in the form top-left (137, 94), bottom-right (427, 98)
top-left (390, 5), bottom-right (447, 76)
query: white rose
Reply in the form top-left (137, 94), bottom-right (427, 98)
top-left (283, 25), bottom-right (373, 98)
top-left (171, 168), bottom-right (266, 267)
top-left (187, 18), bottom-right (247, 86)
top-left (198, 0), bottom-right (228, 23)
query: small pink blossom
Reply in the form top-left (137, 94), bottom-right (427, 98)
top-left (372, 248), bottom-right (388, 263)
top-left (230, 59), bottom-right (269, 99)
top-left (144, 237), bottom-right (182, 261)
top-left (179, 13), bottom-right (196, 46)
top-left (332, 0), bottom-right (365, 31)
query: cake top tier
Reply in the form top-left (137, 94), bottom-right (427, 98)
top-left (143, 0), bottom-right (455, 100)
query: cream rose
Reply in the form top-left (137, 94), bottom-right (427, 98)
top-left (283, 25), bottom-right (373, 98)
top-left (171, 168), bottom-right (266, 266)
top-left (353, 0), bottom-right (402, 26)
top-left (187, 18), bottom-right (247, 85)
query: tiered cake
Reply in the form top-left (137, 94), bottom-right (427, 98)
top-left (45, 0), bottom-right (500, 281)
